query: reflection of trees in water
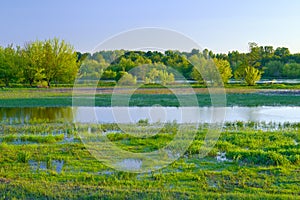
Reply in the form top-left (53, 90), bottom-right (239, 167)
top-left (0, 107), bottom-right (73, 122)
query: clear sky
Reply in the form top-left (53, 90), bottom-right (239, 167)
top-left (1, 0), bottom-right (300, 53)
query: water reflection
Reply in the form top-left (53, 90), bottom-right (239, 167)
top-left (74, 106), bottom-right (300, 124)
top-left (0, 107), bottom-right (73, 123)
top-left (0, 106), bottom-right (299, 124)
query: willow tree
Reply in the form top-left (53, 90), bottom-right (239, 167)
top-left (42, 38), bottom-right (78, 86)
top-left (22, 38), bottom-right (79, 87)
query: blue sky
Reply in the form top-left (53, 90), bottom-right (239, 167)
top-left (1, 0), bottom-right (300, 53)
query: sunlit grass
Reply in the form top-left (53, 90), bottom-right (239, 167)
top-left (0, 121), bottom-right (299, 199)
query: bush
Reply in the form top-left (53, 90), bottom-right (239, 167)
top-left (36, 81), bottom-right (48, 88)
top-left (117, 72), bottom-right (136, 86)
top-left (244, 66), bottom-right (262, 86)
top-left (137, 119), bottom-right (149, 126)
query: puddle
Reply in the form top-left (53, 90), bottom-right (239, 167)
top-left (63, 133), bottom-right (74, 142)
top-left (117, 159), bottom-right (142, 171)
top-left (52, 160), bottom-right (64, 173)
top-left (12, 138), bottom-right (30, 145)
top-left (216, 152), bottom-right (232, 162)
top-left (99, 170), bottom-right (115, 175)
top-left (28, 160), bottom-right (40, 171)
top-left (29, 159), bottom-right (64, 173)
top-left (207, 179), bottom-right (219, 188)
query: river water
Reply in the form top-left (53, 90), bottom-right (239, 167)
top-left (0, 106), bottom-right (299, 124)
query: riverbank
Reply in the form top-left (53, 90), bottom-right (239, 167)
top-left (1, 87), bottom-right (300, 107)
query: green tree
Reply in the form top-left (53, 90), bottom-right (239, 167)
top-left (21, 39), bottom-right (78, 87)
top-left (274, 47), bottom-right (290, 58)
top-left (0, 45), bottom-right (21, 86)
top-left (163, 50), bottom-right (193, 79)
top-left (282, 63), bottom-right (300, 78)
top-left (79, 59), bottom-right (103, 79)
top-left (22, 41), bottom-right (44, 86)
top-left (158, 70), bottom-right (174, 85)
top-left (189, 54), bottom-right (224, 86)
top-left (264, 60), bottom-right (284, 78)
top-left (117, 72), bottom-right (136, 86)
top-left (42, 38), bottom-right (78, 86)
top-left (244, 66), bottom-right (262, 86)
top-left (101, 69), bottom-right (117, 80)
top-left (234, 64), bottom-right (247, 81)
top-left (118, 57), bottom-right (136, 72)
top-left (34, 68), bottom-right (47, 87)
top-left (213, 58), bottom-right (232, 83)
top-left (248, 42), bottom-right (262, 69)
top-left (233, 43), bottom-right (263, 85)
top-left (144, 67), bottom-right (174, 85)
top-left (190, 54), bottom-right (206, 83)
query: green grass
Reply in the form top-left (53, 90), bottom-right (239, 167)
top-left (0, 121), bottom-right (299, 199)
top-left (224, 83), bottom-right (300, 90)
top-left (1, 92), bottom-right (300, 107)
top-left (0, 85), bottom-right (300, 107)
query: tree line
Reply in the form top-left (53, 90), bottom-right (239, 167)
top-left (0, 38), bottom-right (78, 87)
top-left (1, 39), bottom-right (300, 87)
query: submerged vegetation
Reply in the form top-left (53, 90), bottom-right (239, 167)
top-left (0, 120), bottom-right (299, 199)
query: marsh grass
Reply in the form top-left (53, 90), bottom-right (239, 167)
top-left (0, 121), bottom-right (299, 199)
top-left (1, 87), bottom-right (300, 107)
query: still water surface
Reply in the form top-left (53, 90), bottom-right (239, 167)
top-left (0, 106), bottom-right (299, 124)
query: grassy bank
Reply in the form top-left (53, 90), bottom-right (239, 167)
top-left (1, 90), bottom-right (300, 107)
top-left (0, 121), bottom-right (299, 199)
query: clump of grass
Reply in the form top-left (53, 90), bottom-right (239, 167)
top-left (17, 151), bottom-right (30, 163)
top-left (137, 119), bottom-right (149, 126)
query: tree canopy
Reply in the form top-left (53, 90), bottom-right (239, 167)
top-left (0, 39), bottom-right (300, 87)
top-left (0, 38), bottom-right (78, 87)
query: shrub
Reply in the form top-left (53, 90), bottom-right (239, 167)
top-left (117, 72), bottom-right (136, 86)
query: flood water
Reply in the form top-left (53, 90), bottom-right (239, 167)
top-left (229, 79), bottom-right (300, 84)
top-left (0, 107), bottom-right (73, 123)
top-left (0, 106), bottom-right (299, 124)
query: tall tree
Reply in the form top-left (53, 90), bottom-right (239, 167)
top-left (213, 58), bottom-right (232, 84)
top-left (234, 43), bottom-right (263, 85)
top-left (274, 47), bottom-right (290, 58)
top-left (248, 42), bottom-right (262, 69)
top-left (42, 38), bottom-right (78, 86)
top-left (22, 41), bottom-right (44, 86)
top-left (282, 63), bottom-right (300, 78)
top-left (264, 60), bottom-right (284, 78)
top-left (0, 45), bottom-right (21, 86)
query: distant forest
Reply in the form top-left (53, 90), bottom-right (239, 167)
top-left (1, 39), bottom-right (300, 87)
